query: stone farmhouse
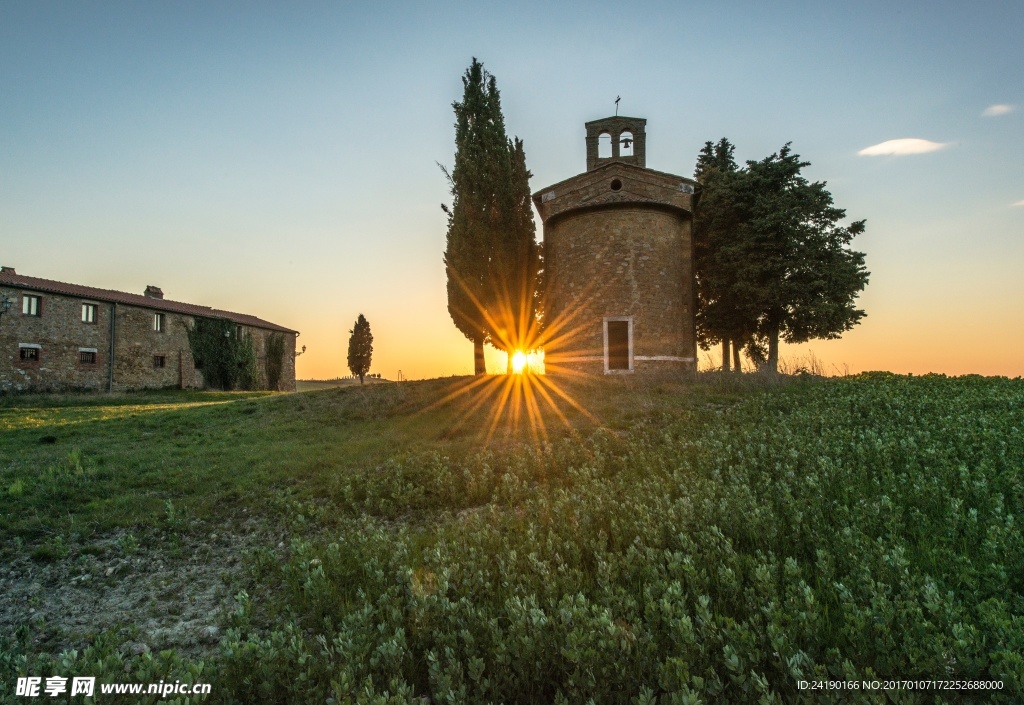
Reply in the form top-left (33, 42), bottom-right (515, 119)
top-left (533, 116), bottom-right (697, 375)
top-left (0, 267), bottom-right (298, 393)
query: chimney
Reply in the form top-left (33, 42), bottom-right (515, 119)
top-left (0, 266), bottom-right (15, 274)
top-left (144, 285), bottom-right (164, 299)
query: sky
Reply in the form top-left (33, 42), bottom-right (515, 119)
top-left (2, 1), bottom-right (1022, 379)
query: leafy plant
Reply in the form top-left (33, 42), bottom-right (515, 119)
top-left (2, 375), bottom-right (1022, 703)
top-left (187, 317), bottom-right (260, 391)
top-left (264, 333), bottom-right (286, 391)
top-left (119, 532), bottom-right (139, 556)
top-left (213, 374), bottom-right (1023, 703)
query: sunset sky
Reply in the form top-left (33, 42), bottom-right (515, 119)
top-left (2, 1), bottom-right (1022, 379)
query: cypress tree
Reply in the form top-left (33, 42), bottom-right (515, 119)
top-left (494, 136), bottom-right (540, 372)
top-left (347, 314), bottom-right (373, 384)
top-left (442, 58), bottom-right (538, 374)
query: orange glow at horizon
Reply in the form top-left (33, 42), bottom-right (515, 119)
top-left (293, 302), bottom-right (1024, 382)
top-left (289, 227), bottom-right (1024, 382)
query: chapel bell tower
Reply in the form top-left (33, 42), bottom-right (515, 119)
top-left (585, 116), bottom-right (647, 171)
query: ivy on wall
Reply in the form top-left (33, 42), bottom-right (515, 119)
top-left (265, 333), bottom-right (286, 391)
top-left (186, 317), bottom-right (260, 391)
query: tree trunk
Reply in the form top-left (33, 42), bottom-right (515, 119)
top-left (474, 337), bottom-right (486, 375)
top-left (766, 328), bottom-right (779, 374)
top-left (732, 339), bottom-right (742, 373)
top-left (506, 350), bottom-right (514, 374)
top-left (358, 373), bottom-right (364, 384)
top-left (722, 339), bottom-right (731, 372)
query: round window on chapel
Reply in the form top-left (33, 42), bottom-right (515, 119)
top-left (610, 179), bottom-right (622, 191)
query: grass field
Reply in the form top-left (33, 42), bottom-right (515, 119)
top-left (1, 373), bottom-right (1021, 703)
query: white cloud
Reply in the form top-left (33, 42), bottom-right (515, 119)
top-left (983, 104), bottom-right (1014, 117)
top-left (858, 139), bottom-right (950, 156)
top-left (1012, 200), bottom-right (1024, 207)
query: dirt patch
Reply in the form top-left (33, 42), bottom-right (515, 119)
top-left (0, 515), bottom-right (283, 659)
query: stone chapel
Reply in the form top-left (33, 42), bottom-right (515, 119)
top-left (532, 116), bottom-right (698, 374)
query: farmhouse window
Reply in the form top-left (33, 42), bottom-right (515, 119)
top-left (80, 351), bottom-right (97, 364)
top-left (19, 347), bottom-right (40, 362)
top-left (22, 295), bottom-right (41, 316)
top-left (153, 313), bottom-right (164, 332)
top-left (153, 355), bottom-right (166, 368)
top-left (82, 303), bottom-right (97, 323)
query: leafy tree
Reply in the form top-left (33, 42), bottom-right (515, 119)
top-left (347, 314), bottom-right (373, 384)
top-left (694, 138), bottom-right (756, 371)
top-left (442, 58), bottom-right (539, 374)
top-left (694, 142), bottom-right (869, 373)
top-left (740, 145), bottom-right (869, 372)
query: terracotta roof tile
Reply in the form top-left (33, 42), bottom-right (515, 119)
top-left (0, 270), bottom-right (297, 334)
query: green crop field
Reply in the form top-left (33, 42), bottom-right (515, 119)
top-left (1, 373), bottom-right (1021, 704)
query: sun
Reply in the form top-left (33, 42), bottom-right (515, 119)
top-left (511, 350), bottom-right (527, 374)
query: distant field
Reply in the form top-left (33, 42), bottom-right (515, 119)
top-left (1, 373), bottom-right (1021, 703)
top-left (296, 377), bottom-right (390, 392)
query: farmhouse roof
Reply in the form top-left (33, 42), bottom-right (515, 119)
top-left (0, 268), bottom-right (297, 334)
